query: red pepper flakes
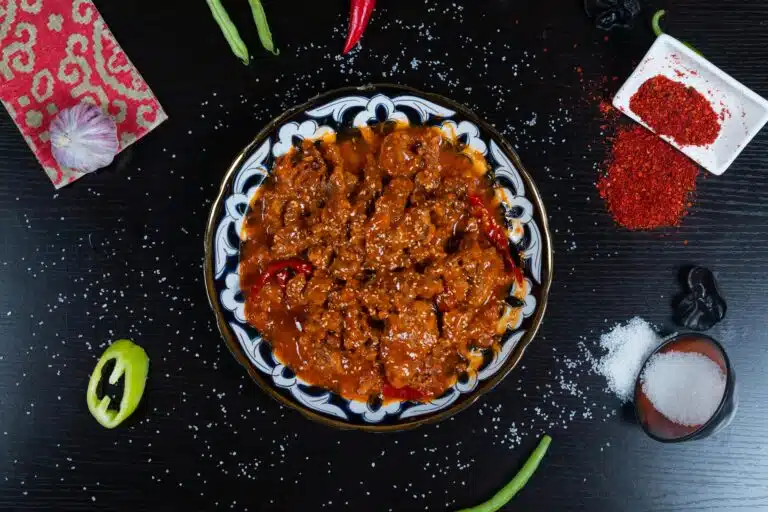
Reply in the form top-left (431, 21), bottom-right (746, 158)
top-left (630, 75), bottom-right (721, 146)
top-left (597, 125), bottom-right (699, 230)
top-left (599, 100), bottom-right (620, 123)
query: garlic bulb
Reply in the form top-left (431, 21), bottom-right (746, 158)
top-left (49, 103), bottom-right (119, 173)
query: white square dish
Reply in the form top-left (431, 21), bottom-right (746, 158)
top-left (613, 34), bottom-right (768, 175)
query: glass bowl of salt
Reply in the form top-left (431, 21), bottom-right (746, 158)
top-left (634, 333), bottom-right (737, 442)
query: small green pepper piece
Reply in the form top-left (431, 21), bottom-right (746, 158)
top-left (457, 435), bottom-right (552, 512)
top-left (86, 339), bottom-right (149, 429)
top-left (248, 0), bottom-right (279, 56)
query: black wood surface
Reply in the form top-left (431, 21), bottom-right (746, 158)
top-left (1, 1), bottom-right (767, 510)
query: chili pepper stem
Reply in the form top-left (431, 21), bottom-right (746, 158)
top-left (651, 9), bottom-right (665, 37)
top-left (650, 9), bottom-right (702, 55)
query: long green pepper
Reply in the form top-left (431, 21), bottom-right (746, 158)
top-left (206, 0), bottom-right (278, 65)
top-left (457, 435), bottom-right (552, 512)
top-left (248, 0), bottom-right (279, 56)
top-left (206, 0), bottom-right (250, 65)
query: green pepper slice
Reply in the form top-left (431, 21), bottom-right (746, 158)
top-left (86, 339), bottom-right (149, 429)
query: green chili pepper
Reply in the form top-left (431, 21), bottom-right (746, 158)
top-left (651, 9), bottom-right (702, 56)
top-left (86, 339), bottom-right (149, 429)
top-left (248, 0), bottom-right (279, 56)
top-left (457, 435), bottom-right (552, 512)
top-left (206, 0), bottom-right (250, 65)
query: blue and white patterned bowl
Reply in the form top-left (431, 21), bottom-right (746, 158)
top-left (204, 85), bottom-right (553, 431)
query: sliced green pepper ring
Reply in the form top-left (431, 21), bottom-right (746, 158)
top-left (87, 339), bottom-right (149, 429)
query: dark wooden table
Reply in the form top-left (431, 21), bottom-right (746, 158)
top-left (2, 1), bottom-right (767, 510)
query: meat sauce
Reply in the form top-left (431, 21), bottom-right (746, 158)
top-left (240, 125), bottom-right (520, 402)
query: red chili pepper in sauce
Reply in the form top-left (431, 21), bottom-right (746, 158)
top-left (467, 194), bottom-right (522, 285)
top-left (252, 259), bottom-right (313, 296)
top-left (382, 383), bottom-right (424, 402)
top-left (274, 269), bottom-right (291, 289)
top-left (342, 0), bottom-right (376, 54)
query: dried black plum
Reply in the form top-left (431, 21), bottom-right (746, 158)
top-left (673, 266), bottom-right (727, 331)
top-left (584, 0), bottom-right (642, 31)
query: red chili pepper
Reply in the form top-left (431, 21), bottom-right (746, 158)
top-left (252, 259), bottom-right (313, 296)
top-left (382, 383), bottom-right (424, 402)
top-left (342, 0), bottom-right (376, 54)
top-left (467, 194), bottom-right (521, 283)
top-left (511, 266), bottom-right (524, 288)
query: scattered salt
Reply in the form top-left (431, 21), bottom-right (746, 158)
top-left (594, 317), bottom-right (661, 402)
top-left (641, 351), bottom-right (726, 426)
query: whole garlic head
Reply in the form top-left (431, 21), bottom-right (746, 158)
top-left (50, 103), bottom-right (119, 173)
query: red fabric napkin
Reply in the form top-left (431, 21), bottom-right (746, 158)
top-left (0, 0), bottom-right (167, 188)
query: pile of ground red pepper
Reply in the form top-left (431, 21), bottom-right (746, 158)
top-left (598, 74), bottom-right (720, 230)
top-left (598, 125), bottom-right (699, 230)
top-left (630, 75), bottom-right (721, 146)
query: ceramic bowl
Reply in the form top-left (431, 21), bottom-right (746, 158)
top-left (204, 84), bottom-right (553, 431)
top-left (634, 333), bottom-right (738, 442)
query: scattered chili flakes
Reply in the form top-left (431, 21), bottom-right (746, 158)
top-left (577, 71), bottom-right (620, 122)
top-left (599, 100), bottom-right (619, 119)
top-left (597, 125), bottom-right (699, 230)
top-left (630, 75), bottom-right (721, 146)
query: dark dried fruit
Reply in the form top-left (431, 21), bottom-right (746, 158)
top-left (673, 266), bottom-right (727, 331)
top-left (584, 0), bottom-right (642, 31)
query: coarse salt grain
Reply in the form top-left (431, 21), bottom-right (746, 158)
top-left (595, 317), bottom-right (661, 402)
top-left (641, 351), bottom-right (726, 426)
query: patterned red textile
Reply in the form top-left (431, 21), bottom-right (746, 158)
top-left (0, 0), bottom-right (167, 188)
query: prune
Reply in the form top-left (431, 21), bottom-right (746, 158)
top-left (584, 0), bottom-right (642, 31)
top-left (673, 266), bottom-right (727, 331)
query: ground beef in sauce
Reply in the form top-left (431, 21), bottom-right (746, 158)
top-left (240, 125), bottom-right (517, 402)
